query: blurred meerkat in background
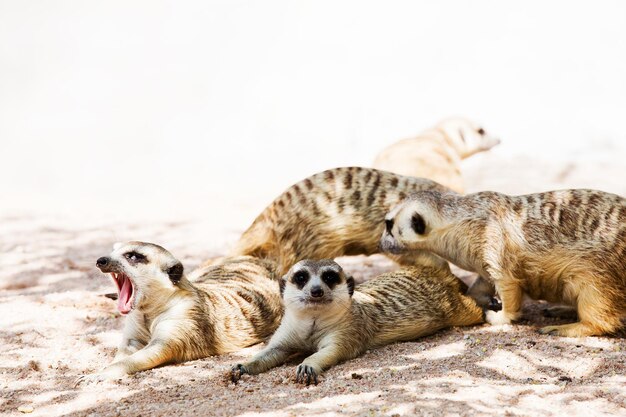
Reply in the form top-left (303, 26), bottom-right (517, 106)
top-left (373, 117), bottom-right (500, 193)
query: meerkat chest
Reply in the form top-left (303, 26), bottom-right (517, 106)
top-left (287, 314), bottom-right (339, 350)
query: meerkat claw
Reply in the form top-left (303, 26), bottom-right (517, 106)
top-left (296, 364), bottom-right (318, 385)
top-left (488, 297), bottom-right (502, 311)
top-left (230, 364), bottom-right (248, 384)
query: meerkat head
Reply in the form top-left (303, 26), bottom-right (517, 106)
top-left (96, 241), bottom-right (185, 315)
top-left (280, 260), bottom-right (355, 313)
top-left (380, 191), bottom-right (452, 253)
top-left (436, 117), bottom-right (500, 158)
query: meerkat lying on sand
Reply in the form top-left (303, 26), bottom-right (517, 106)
top-left (373, 117), bottom-right (500, 193)
top-left (77, 241), bottom-right (282, 384)
top-left (230, 259), bottom-right (483, 385)
top-left (381, 189), bottom-right (626, 337)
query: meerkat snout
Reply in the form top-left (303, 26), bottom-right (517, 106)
top-left (96, 256), bottom-right (109, 268)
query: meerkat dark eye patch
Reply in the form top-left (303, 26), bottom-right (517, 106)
top-left (124, 251), bottom-right (147, 264)
top-left (477, 128), bottom-right (485, 135)
top-left (411, 213), bottom-right (426, 235)
top-left (292, 270), bottom-right (309, 288)
top-left (167, 262), bottom-right (184, 284)
top-left (321, 270), bottom-right (340, 288)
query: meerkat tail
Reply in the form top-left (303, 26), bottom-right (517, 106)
top-left (231, 217), bottom-right (276, 258)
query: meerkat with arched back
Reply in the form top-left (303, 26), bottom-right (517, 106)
top-left (230, 167), bottom-right (498, 308)
top-left (230, 167), bottom-right (452, 275)
top-left (230, 259), bottom-right (483, 385)
top-left (381, 189), bottom-right (626, 337)
top-left (373, 117), bottom-right (500, 194)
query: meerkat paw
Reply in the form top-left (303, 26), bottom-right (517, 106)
top-left (295, 364), bottom-right (319, 386)
top-left (485, 310), bottom-right (513, 325)
top-left (539, 322), bottom-right (601, 337)
top-left (229, 364), bottom-right (249, 384)
top-left (74, 368), bottom-right (125, 387)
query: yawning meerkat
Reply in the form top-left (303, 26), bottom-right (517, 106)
top-left (230, 259), bottom-right (483, 385)
top-left (381, 189), bottom-right (626, 337)
top-left (77, 241), bottom-right (282, 384)
top-left (373, 118), bottom-right (500, 194)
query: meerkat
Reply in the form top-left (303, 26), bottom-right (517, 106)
top-left (76, 241), bottom-right (282, 384)
top-left (230, 259), bottom-right (484, 385)
top-left (231, 167), bottom-right (454, 275)
top-left (380, 189), bottom-right (626, 337)
top-left (373, 118), bottom-right (500, 193)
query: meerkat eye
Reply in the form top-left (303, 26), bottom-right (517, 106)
top-left (321, 270), bottom-right (340, 287)
top-left (292, 270), bottom-right (309, 287)
top-left (477, 128), bottom-right (485, 135)
top-left (124, 251), bottom-right (147, 263)
top-left (411, 213), bottom-right (426, 235)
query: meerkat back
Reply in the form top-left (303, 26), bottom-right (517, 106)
top-left (355, 265), bottom-right (484, 346)
top-left (232, 167), bottom-right (452, 274)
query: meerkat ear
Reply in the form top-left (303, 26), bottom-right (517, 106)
top-left (346, 276), bottom-right (355, 297)
top-left (411, 213), bottom-right (426, 235)
top-left (167, 262), bottom-right (184, 284)
top-left (279, 276), bottom-right (287, 296)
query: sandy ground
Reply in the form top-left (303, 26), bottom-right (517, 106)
top-left (2, 150), bottom-right (626, 417)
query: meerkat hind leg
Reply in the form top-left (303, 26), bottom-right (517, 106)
top-left (539, 290), bottom-right (622, 337)
top-left (542, 305), bottom-right (578, 319)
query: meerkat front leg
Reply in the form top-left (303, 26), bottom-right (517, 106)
top-left (296, 343), bottom-right (346, 385)
top-left (113, 338), bottom-right (146, 361)
top-left (485, 278), bottom-right (523, 325)
top-left (76, 340), bottom-right (173, 385)
top-left (230, 344), bottom-right (293, 383)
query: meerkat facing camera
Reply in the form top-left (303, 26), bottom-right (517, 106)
top-left (230, 260), bottom-right (483, 385)
top-left (381, 189), bottom-right (626, 337)
top-left (373, 118), bottom-right (500, 193)
top-left (77, 241), bottom-right (282, 384)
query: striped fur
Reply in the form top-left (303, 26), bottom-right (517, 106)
top-left (78, 242), bottom-right (282, 383)
top-left (231, 261), bottom-right (483, 384)
top-left (232, 167), bottom-right (453, 275)
top-left (382, 189), bottom-right (626, 337)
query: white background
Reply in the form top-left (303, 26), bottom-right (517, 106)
top-left (1, 0), bottom-right (625, 221)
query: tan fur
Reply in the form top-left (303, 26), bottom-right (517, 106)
top-left (230, 260), bottom-right (483, 385)
top-left (373, 118), bottom-right (500, 193)
top-left (77, 242), bottom-right (282, 384)
top-left (381, 189), bottom-right (626, 337)
top-left (233, 167), bottom-right (454, 275)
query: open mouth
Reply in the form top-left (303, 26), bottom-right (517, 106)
top-left (110, 272), bottom-right (135, 314)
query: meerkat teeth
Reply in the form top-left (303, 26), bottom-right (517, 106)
top-left (381, 188), bottom-right (626, 337)
top-left (78, 242), bottom-right (282, 384)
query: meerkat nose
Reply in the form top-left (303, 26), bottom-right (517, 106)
top-left (310, 286), bottom-right (324, 298)
top-left (385, 219), bottom-right (394, 234)
top-left (96, 257), bottom-right (110, 268)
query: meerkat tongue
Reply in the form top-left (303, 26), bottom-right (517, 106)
top-left (117, 275), bottom-right (133, 314)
